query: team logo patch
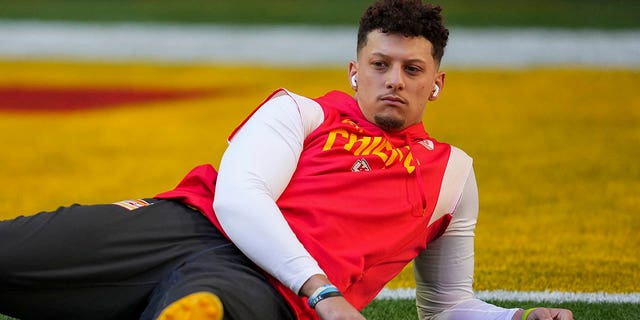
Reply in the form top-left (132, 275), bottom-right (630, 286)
top-left (352, 158), bottom-right (371, 172)
top-left (113, 199), bottom-right (152, 211)
top-left (418, 139), bottom-right (435, 150)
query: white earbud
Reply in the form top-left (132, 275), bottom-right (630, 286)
top-left (432, 84), bottom-right (440, 97)
top-left (350, 75), bottom-right (357, 88)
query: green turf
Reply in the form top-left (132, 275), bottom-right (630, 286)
top-left (0, 0), bottom-right (638, 29)
top-left (2, 300), bottom-right (638, 319)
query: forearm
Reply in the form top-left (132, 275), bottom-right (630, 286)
top-left (414, 169), bottom-right (512, 320)
top-left (415, 170), bottom-right (477, 318)
top-left (426, 299), bottom-right (519, 320)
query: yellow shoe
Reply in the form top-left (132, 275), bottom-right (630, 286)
top-left (157, 291), bottom-right (224, 320)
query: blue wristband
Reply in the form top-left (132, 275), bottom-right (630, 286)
top-left (307, 284), bottom-right (342, 309)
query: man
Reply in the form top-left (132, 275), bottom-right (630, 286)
top-left (0, 1), bottom-right (573, 319)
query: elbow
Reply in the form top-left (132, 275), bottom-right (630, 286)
top-left (212, 187), bottom-right (246, 226)
top-left (212, 193), bottom-right (231, 215)
top-left (213, 181), bottom-right (272, 229)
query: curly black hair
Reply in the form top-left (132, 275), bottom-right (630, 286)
top-left (357, 0), bottom-right (449, 63)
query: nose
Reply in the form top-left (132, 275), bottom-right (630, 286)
top-left (385, 65), bottom-right (405, 91)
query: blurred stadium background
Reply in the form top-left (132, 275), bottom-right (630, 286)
top-left (0, 1), bottom-right (638, 319)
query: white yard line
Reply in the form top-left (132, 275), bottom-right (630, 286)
top-left (0, 20), bottom-right (639, 68)
top-left (376, 288), bottom-right (640, 303)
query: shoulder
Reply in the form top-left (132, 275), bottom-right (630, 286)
top-left (443, 145), bottom-right (474, 197)
top-left (230, 88), bottom-right (325, 140)
top-left (264, 88), bottom-right (322, 112)
top-left (448, 145), bottom-right (473, 170)
top-left (273, 89), bottom-right (325, 136)
top-left (429, 145), bottom-right (473, 225)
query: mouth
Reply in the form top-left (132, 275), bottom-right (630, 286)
top-left (379, 94), bottom-right (407, 107)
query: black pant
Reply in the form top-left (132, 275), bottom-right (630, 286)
top-left (0, 199), bottom-right (294, 320)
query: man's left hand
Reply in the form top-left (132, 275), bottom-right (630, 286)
top-left (516, 307), bottom-right (574, 320)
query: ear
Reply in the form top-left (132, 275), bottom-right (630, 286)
top-left (428, 71), bottom-right (446, 101)
top-left (348, 60), bottom-right (358, 90)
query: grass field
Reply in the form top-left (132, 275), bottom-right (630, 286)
top-left (0, 61), bottom-right (638, 319)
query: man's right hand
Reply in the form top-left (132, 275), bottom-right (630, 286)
top-left (314, 296), bottom-right (366, 320)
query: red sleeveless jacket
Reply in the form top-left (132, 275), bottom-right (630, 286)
top-left (156, 89), bottom-right (462, 319)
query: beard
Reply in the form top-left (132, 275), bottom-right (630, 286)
top-left (374, 114), bottom-right (405, 131)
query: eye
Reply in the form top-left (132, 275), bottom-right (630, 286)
top-left (405, 65), bottom-right (422, 74)
top-left (371, 60), bottom-right (388, 70)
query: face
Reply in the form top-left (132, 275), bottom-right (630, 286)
top-left (349, 30), bottom-right (445, 131)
